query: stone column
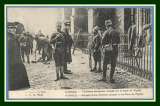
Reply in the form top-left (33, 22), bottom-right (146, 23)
top-left (115, 8), bottom-right (124, 34)
top-left (88, 8), bottom-right (94, 34)
top-left (137, 8), bottom-right (143, 35)
top-left (136, 8), bottom-right (139, 34)
top-left (70, 8), bottom-right (75, 34)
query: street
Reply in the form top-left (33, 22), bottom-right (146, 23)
top-left (24, 49), bottom-right (153, 90)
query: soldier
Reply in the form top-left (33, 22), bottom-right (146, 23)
top-left (50, 22), bottom-right (68, 81)
top-left (91, 26), bottom-right (102, 72)
top-left (63, 21), bottom-right (73, 74)
top-left (19, 32), bottom-right (31, 64)
top-left (8, 23), bottom-right (30, 90)
top-left (46, 36), bottom-right (53, 61)
top-left (35, 30), bottom-right (45, 54)
top-left (101, 20), bottom-right (120, 83)
top-left (28, 33), bottom-right (34, 54)
top-left (41, 37), bottom-right (49, 62)
top-left (43, 35), bottom-right (53, 62)
top-left (87, 32), bottom-right (94, 71)
top-left (127, 23), bottom-right (137, 56)
top-left (138, 23), bottom-right (152, 48)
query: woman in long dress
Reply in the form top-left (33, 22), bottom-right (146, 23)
top-left (8, 27), bottom-right (30, 90)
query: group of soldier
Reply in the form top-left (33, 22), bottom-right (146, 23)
top-left (33, 19), bottom-right (121, 83)
top-left (21, 21), bottom-right (74, 81)
top-left (89, 19), bottom-right (120, 83)
top-left (8, 19), bottom-right (120, 90)
top-left (7, 20), bottom-right (73, 90)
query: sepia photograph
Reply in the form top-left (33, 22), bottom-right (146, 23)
top-left (5, 4), bottom-right (155, 102)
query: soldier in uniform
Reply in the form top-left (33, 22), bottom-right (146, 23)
top-left (63, 21), bottom-right (73, 74)
top-left (28, 33), bottom-right (34, 54)
top-left (41, 36), bottom-right (50, 62)
top-left (8, 23), bottom-right (30, 90)
top-left (87, 32), bottom-right (94, 71)
top-left (19, 32), bottom-right (31, 64)
top-left (127, 23), bottom-right (137, 55)
top-left (101, 20), bottom-right (120, 83)
top-left (91, 26), bottom-right (102, 72)
top-left (35, 30), bottom-right (45, 54)
top-left (50, 22), bottom-right (68, 81)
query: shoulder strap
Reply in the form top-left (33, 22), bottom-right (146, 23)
top-left (108, 28), bottom-right (113, 35)
top-left (108, 28), bottom-right (113, 44)
top-left (57, 32), bottom-right (64, 38)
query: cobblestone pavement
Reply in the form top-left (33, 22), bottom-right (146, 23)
top-left (24, 49), bottom-right (153, 90)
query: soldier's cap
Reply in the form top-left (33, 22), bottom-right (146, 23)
top-left (93, 26), bottom-right (100, 33)
top-left (105, 19), bottom-right (112, 26)
top-left (64, 20), bottom-right (71, 26)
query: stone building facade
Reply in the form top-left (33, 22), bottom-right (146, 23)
top-left (61, 7), bottom-right (152, 48)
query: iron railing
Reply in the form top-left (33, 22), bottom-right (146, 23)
top-left (117, 34), bottom-right (153, 80)
top-left (80, 33), bottom-right (153, 81)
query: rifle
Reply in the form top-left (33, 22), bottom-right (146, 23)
top-left (89, 51), bottom-right (92, 69)
top-left (72, 29), bottom-right (81, 54)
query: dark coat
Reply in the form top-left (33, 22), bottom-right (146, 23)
top-left (92, 34), bottom-right (102, 61)
top-left (102, 28), bottom-right (120, 56)
top-left (102, 28), bottom-right (120, 64)
top-left (19, 34), bottom-right (31, 55)
top-left (50, 32), bottom-right (65, 66)
top-left (63, 32), bottom-right (73, 63)
top-left (8, 32), bottom-right (30, 90)
top-left (128, 25), bottom-right (137, 51)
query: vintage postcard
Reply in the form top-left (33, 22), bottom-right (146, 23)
top-left (4, 4), bottom-right (156, 102)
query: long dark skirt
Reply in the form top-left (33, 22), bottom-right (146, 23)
top-left (64, 49), bottom-right (72, 63)
top-left (9, 63), bottom-right (30, 90)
